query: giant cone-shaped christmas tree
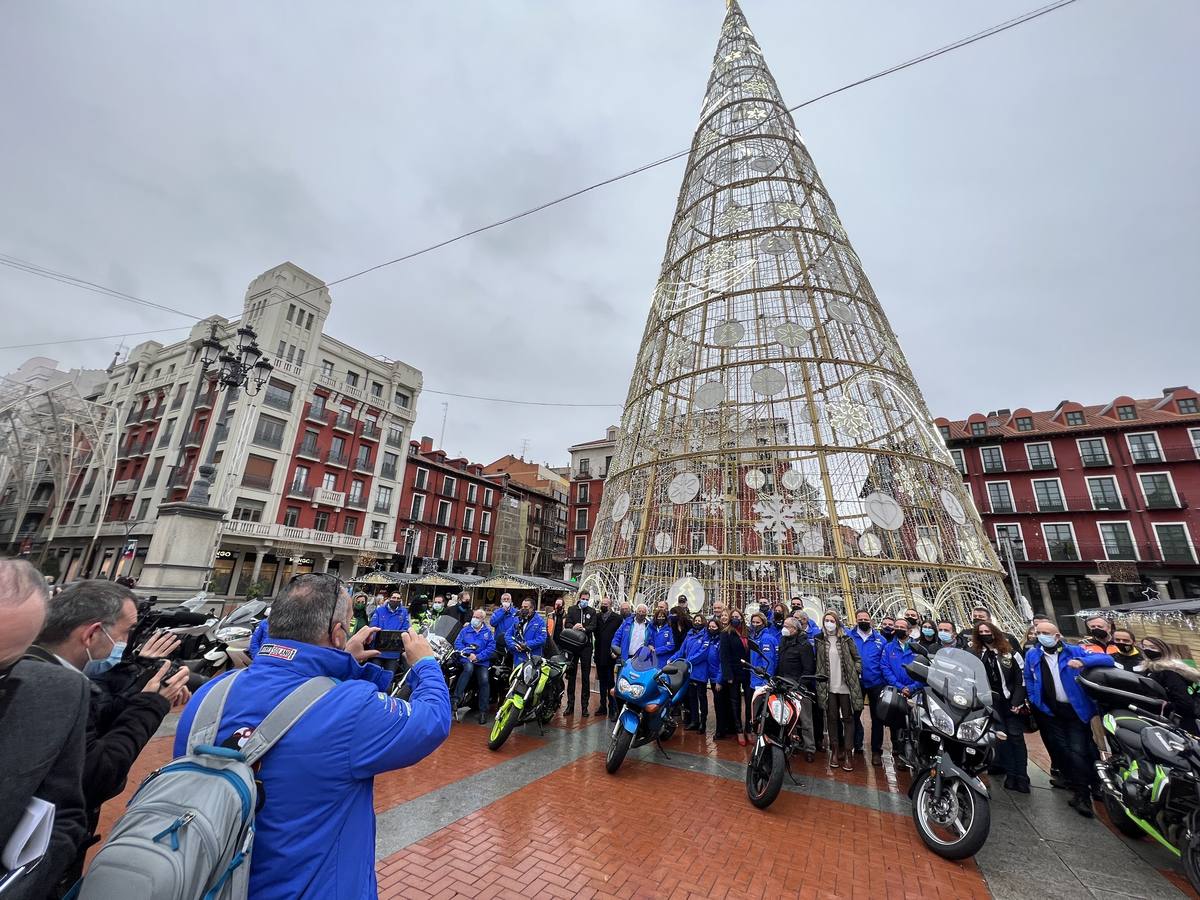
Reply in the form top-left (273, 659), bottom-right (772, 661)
top-left (581, 0), bottom-right (1019, 629)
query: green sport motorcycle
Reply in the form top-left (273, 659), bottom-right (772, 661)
top-left (487, 628), bottom-right (585, 750)
top-left (1080, 666), bottom-right (1200, 892)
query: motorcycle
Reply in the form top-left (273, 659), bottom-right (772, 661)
top-left (878, 648), bottom-right (999, 860)
top-left (487, 627), bottom-right (583, 751)
top-left (1080, 666), bottom-right (1200, 891)
top-left (197, 600), bottom-right (268, 675)
top-left (605, 646), bottom-right (690, 774)
top-left (388, 614), bottom-right (461, 701)
top-left (745, 665), bottom-right (821, 809)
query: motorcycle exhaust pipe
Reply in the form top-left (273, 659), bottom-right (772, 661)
top-left (1093, 762), bottom-right (1121, 800)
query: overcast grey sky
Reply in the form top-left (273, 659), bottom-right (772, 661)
top-left (1, 1), bottom-right (1196, 467)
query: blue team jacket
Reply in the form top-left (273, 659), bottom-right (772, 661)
top-left (612, 619), bottom-right (674, 663)
top-left (706, 639), bottom-right (723, 684)
top-left (508, 613), bottom-right (547, 665)
top-left (671, 628), bottom-right (713, 683)
top-left (248, 619), bottom-right (269, 658)
top-left (882, 640), bottom-right (923, 692)
top-left (368, 604), bottom-right (412, 659)
top-left (748, 627), bottom-right (779, 688)
top-left (454, 623), bottom-right (495, 665)
top-left (489, 606), bottom-right (518, 645)
top-left (1024, 642), bottom-right (1115, 722)
top-left (848, 627), bottom-right (887, 689)
top-left (173, 640), bottom-right (450, 900)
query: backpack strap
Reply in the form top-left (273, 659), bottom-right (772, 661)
top-left (238, 676), bottom-right (336, 766)
top-left (186, 670), bottom-right (243, 754)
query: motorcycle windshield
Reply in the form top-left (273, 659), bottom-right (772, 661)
top-left (181, 596), bottom-right (209, 611)
top-left (629, 645), bottom-right (659, 673)
top-left (224, 600), bottom-right (267, 627)
top-left (925, 648), bottom-right (993, 710)
top-left (429, 614), bottom-right (462, 642)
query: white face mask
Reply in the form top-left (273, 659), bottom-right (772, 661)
top-left (472, 618), bottom-right (484, 630)
top-left (823, 621), bottom-right (837, 634)
top-left (501, 600), bottom-right (512, 609)
top-left (781, 627), bottom-right (795, 637)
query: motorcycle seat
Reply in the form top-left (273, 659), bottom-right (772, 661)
top-left (659, 660), bottom-right (690, 693)
top-left (547, 655), bottom-right (568, 672)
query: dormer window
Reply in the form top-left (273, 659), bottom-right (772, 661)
top-left (970, 422), bottom-right (986, 436)
top-left (1179, 398), bottom-right (1198, 414)
top-left (938, 425), bottom-right (951, 440)
top-left (1065, 411), bottom-right (1085, 426)
top-left (1116, 405), bottom-right (1137, 421)
top-left (1015, 416), bottom-right (1034, 432)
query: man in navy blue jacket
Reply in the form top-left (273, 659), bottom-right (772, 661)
top-left (848, 609), bottom-right (888, 765)
top-left (174, 574), bottom-right (450, 900)
top-left (369, 591), bottom-right (412, 675)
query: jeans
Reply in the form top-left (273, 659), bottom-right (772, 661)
top-left (853, 685), bottom-right (886, 754)
top-left (454, 659), bottom-right (490, 712)
top-left (1034, 705), bottom-right (1096, 796)
top-left (685, 680), bottom-right (709, 727)
top-left (825, 692), bottom-right (854, 755)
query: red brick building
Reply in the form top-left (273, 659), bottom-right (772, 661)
top-left (565, 427), bottom-right (618, 581)
top-left (395, 437), bottom-right (498, 575)
top-left (937, 386), bottom-right (1200, 629)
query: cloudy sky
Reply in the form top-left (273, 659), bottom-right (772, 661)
top-left (2, 1), bottom-right (1196, 467)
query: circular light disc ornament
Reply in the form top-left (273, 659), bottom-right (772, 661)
top-left (858, 533), bottom-right (883, 557)
top-left (864, 492), bottom-right (905, 531)
top-left (619, 519), bottom-right (634, 541)
top-left (759, 235), bottom-right (791, 255)
top-left (667, 472), bottom-right (701, 505)
top-left (693, 380), bottom-right (726, 410)
top-left (610, 491), bottom-right (631, 523)
top-left (668, 575), bottom-right (706, 614)
top-left (653, 532), bottom-right (674, 553)
top-left (780, 469), bottom-right (805, 491)
top-left (748, 156), bottom-right (780, 174)
top-left (940, 489), bottom-right (968, 526)
top-left (697, 544), bottom-right (719, 566)
top-left (750, 367), bottom-right (786, 397)
top-left (744, 469), bottom-right (766, 490)
top-left (915, 537), bottom-right (941, 564)
top-left (711, 320), bottom-right (745, 347)
top-left (773, 322), bottom-right (810, 348)
top-left (827, 299), bottom-right (856, 325)
top-left (797, 528), bottom-right (825, 555)
top-left (818, 564), bottom-right (835, 580)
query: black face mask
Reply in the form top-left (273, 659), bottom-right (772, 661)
top-left (906, 616), bottom-right (918, 627)
top-left (881, 626), bottom-right (895, 638)
top-left (654, 617), bottom-right (667, 627)
top-left (1089, 628), bottom-right (1110, 642)
top-left (1114, 644), bottom-right (1135, 654)
top-left (979, 633), bottom-right (995, 645)
top-left (857, 621), bottom-right (871, 632)
top-left (708, 629), bottom-right (719, 638)
top-left (691, 623), bottom-right (703, 632)
top-left (1143, 648), bottom-right (1164, 660)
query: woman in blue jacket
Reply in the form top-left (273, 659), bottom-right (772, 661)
top-left (706, 617), bottom-right (729, 739)
top-left (747, 611), bottom-right (780, 689)
top-left (671, 612), bottom-right (712, 733)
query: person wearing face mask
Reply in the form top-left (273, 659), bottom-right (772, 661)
top-left (1110, 628), bottom-right (1145, 673)
top-left (957, 605), bottom-right (1020, 650)
top-left (510, 599), bottom-right (548, 667)
top-left (969, 621), bottom-right (1030, 792)
top-left (1023, 619), bottom-right (1114, 817)
top-left (350, 594), bottom-right (371, 635)
top-left (769, 602), bottom-right (788, 633)
top-left (719, 609), bottom-right (754, 745)
top-left (671, 613), bottom-right (715, 733)
top-left (706, 617), bottom-right (731, 738)
top-left (934, 619), bottom-right (958, 654)
top-left (914, 619), bottom-right (940, 655)
top-left (547, 596), bottom-right (566, 645)
top-left (593, 596), bottom-right (622, 719)
top-left (882, 620), bottom-right (923, 699)
top-left (669, 595), bottom-right (692, 650)
top-left (815, 612), bottom-right (863, 771)
top-left (1079, 615), bottom-right (1119, 657)
top-left (792, 611), bottom-right (825, 751)
top-left (563, 592), bottom-right (597, 716)
top-left (848, 609), bottom-right (887, 765)
top-left (612, 602), bottom-right (652, 664)
top-left (775, 616), bottom-right (817, 760)
top-left (490, 593), bottom-right (518, 663)
top-left (649, 607), bottom-right (677, 660)
top-left (450, 593), bottom-right (474, 627)
top-left (746, 611), bottom-right (779, 691)
top-left (452, 611), bottom-right (495, 724)
top-left (23, 578), bottom-right (191, 889)
top-left (1141, 637), bottom-right (1200, 736)
top-left (370, 591), bottom-right (413, 675)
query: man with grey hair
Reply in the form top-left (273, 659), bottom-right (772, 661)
top-left (612, 602), bottom-right (651, 664)
top-left (172, 573), bottom-right (451, 898)
top-left (25, 579), bottom-right (190, 886)
top-left (0, 560), bottom-right (89, 900)
top-left (776, 615), bottom-right (817, 760)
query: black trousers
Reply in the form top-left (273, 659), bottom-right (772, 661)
top-left (685, 681), bottom-right (709, 727)
top-left (596, 655), bottom-right (615, 712)
top-left (729, 671), bottom-right (753, 733)
top-left (853, 685), bottom-right (886, 754)
top-left (565, 647), bottom-right (592, 709)
top-left (714, 682), bottom-right (736, 735)
top-left (1034, 705), bottom-right (1097, 796)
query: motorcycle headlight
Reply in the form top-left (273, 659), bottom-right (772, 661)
top-left (925, 695), bottom-right (956, 738)
top-left (215, 626), bottom-right (251, 642)
top-left (617, 678), bottom-right (645, 699)
top-left (957, 715), bottom-right (989, 743)
top-left (522, 663), bottom-right (536, 682)
top-left (768, 697), bottom-right (792, 725)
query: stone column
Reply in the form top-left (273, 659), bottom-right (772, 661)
top-left (227, 550), bottom-right (244, 597)
top-left (1085, 574), bottom-right (1111, 607)
top-left (1066, 578), bottom-right (1083, 614)
top-left (319, 555), bottom-right (332, 574)
top-left (248, 551), bottom-right (263, 590)
top-left (1034, 576), bottom-right (1055, 619)
top-left (1154, 579), bottom-right (1173, 601)
top-left (137, 500), bottom-right (226, 603)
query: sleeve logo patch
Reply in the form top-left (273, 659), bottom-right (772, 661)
top-left (259, 643), bottom-right (297, 660)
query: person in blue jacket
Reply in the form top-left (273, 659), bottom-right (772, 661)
top-left (368, 591), bottom-right (411, 676)
top-left (882, 626), bottom-right (925, 696)
top-left (452, 609), bottom-right (495, 725)
top-left (612, 603), bottom-right (654, 663)
top-left (508, 599), bottom-right (546, 666)
top-left (746, 611), bottom-right (779, 689)
top-left (705, 618), bottom-right (730, 738)
top-left (848, 608), bottom-right (888, 765)
top-left (489, 593), bottom-right (518, 661)
top-left (1024, 619), bottom-right (1114, 817)
top-left (670, 612), bottom-right (713, 732)
top-left (173, 574), bottom-right (450, 900)
top-left (648, 608), bottom-right (676, 660)
top-left (248, 616), bottom-right (269, 658)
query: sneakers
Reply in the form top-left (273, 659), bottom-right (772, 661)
top-left (1068, 794), bottom-right (1095, 818)
top-left (454, 707), bottom-right (467, 723)
top-left (870, 753), bottom-right (882, 767)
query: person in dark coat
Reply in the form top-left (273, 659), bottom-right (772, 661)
top-left (449, 592), bottom-right (475, 627)
top-left (719, 608), bottom-right (754, 746)
top-left (592, 596), bottom-right (623, 719)
top-left (814, 611), bottom-right (863, 772)
top-left (563, 591), bottom-right (598, 716)
top-left (969, 621), bottom-right (1030, 792)
top-left (23, 579), bottom-right (191, 886)
top-left (1142, 637), bottom-right (1200, 735)
top-left (0, 560), bottom-right (90, 900)
top-left (776, 616), bottom-right (817, 760)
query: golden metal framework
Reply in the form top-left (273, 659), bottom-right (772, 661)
top-left (580, 0), bottom-right (1020, 632)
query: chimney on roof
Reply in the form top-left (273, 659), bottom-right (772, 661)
top-left (420, 435), bottom-right (434, 452)
top-left (996, 408), bottom-right (1011, 417)
top-left (1163, 386), bottom-right (1187, 397)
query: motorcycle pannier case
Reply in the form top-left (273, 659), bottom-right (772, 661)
top-left (875, 685), bottom-right (909, 728)
top-left (555, 627), bottom-right (588, 655)
top-left (1079, 666), bottom-right (1168, 715)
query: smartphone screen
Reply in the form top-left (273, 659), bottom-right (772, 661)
top-left (374, 630), bottom-right (406, 652)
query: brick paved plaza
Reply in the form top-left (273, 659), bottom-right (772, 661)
top-left (92, 692), bottom-right (1195, 900)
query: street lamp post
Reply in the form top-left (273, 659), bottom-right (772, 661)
top-left (998, 535), bottom-right (1031, 619)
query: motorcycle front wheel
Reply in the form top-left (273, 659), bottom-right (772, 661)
top-left (745, 743), bottom-right (785, 809)
top-left (911, 771), bottom-right (991, 860)
top-left (1182, 832), bottom-right (1200, 895)
top-left (606, 727), bottom-right (633, 774)
top-left (487, 702), bottom-right (518, 751)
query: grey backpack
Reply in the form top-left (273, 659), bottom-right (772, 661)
top-left (76, 671), bottom-right (334, 900)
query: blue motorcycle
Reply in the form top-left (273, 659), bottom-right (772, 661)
top-left (606, 646), bottom-right (690, 774)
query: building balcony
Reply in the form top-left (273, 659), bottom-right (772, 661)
top-left (1145, 492), bottom-right (1187, 510)
top-left (1028, 459), bottom-right (1056, 471)
top-left (386, 431), bottom-right (406, 448)
top-left (240, 472), bottom-right (272, 491)
top-left (112, 477), bottom-right (141, 495)
top-left (374, 500), bottom-right (391, 513)
top-left (353, 456), bottom-right (373, 474)
top-left (262, 393), bottom-right (292, 412)
top-left (360, 422), bottom-right (381, 441)
top-left (332, 412), bottom-right (356, 433)
top-left (252, 432), bottom-right (283, 451)
top-left (214, 423), bottom-right (229, 444)
top-left (380, 463), bottom-right (397, 481)
top-left (183, 429), bottom-right (205, 448)
top-left (325, 450), bottom-right (348, 468)
top-left (157, 430), bottom-right (175, 449)
top-left (223, 519), bottom-right (398, 555)
top-left (1080, 454), bottom-right (1111, 467)
top-left (171, 392), bottom-right (185, 410)
top-left (169, 469), bottom-right (193, 488)
top-left (306, 405), bottom-right (329, 424)
top-left (347, 494), bottom-right (368, 510)
top-left (195, 391), bottom-right (216, 410)
top-left (313, 487), bottom-right (346, 508)
top-left (295, 440), bottom-right (320, 461)
top-left (288, 481), bottom-right (314, 500)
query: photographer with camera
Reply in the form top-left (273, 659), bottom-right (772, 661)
top-left (23, 579), bottom-right (190, 886)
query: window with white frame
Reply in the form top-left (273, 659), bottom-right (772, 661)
top-left (986, 482), bottom-right (1014, 513)
top-left (414, 467), bottom-right (429, 490)
top-left (480, 510), bottom-right (492, 534)
top-left (1043, 523), bottom-right (1078, 561)
top-left (949, 449), bottom-right (966, 475)
top-left (1025, 442), bottom-right (1055, 470)
top-left (322, 472), bottom-right (338, 491)
top-left (433, 533), bottom-right (447, 559)
top-left (463, 507), bottom-right (476, 530)
top-left (1127, 432), bottom-right (1163, 463)
top-left (477, 539), bottom-right (489, 562)
top-left (1155, 524), bottom-right (1195, 563)
top-left (483, 488), bottom-right (494, 507)
top-left (466, 483), bottom-right (477, 503)
top-left (1099, 522), bottom-right (1137, 560)
top-left (575, 507), bottom-right (588, 530)
top-left (578, 482), bottom-right (590, 504)
top-left (1116, 404), bottom-right (1137, 421)
top-left (1077, 437), bottom-right (1110, 466)
top-left (436, 499), bottom-right (451, 526)
top-left (970, 422), bottom-right (987, 436)
top-left (574, 535), bottom-right (587, 557)
top-left (994, 524), bottom-right (1025, 560)
top-left (1065, 411), bottom-right (1086, 426)
top-left (442, 475), bottom-right (457, 498)
top-left (980, 446), bottom-right (1004, 473)
top-left (1179, 398), bottom-right (1199, 415)
top-left (1086, 476), bottom-right (1123, 511)
top-left (459, 537), bottom-right (471, 560)
top-left (1015, 416), bottom-right (1034, 432)
top-left (410, 493), bottom-right (425, 521)
top-left (1139, 472), bottom-right (1179, 509)
top-left (1032, 478), bottom-right (1065, 512)
top-left (1191, 428), bottom-right (1200, 458)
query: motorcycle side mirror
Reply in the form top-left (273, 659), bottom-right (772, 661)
top-left (747, 639), bottom-right (761, 653)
